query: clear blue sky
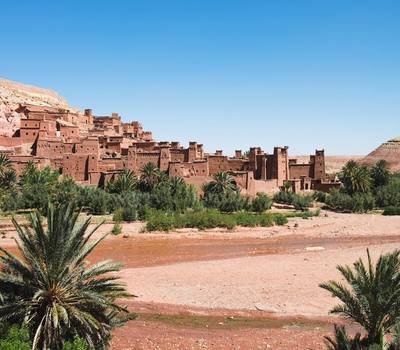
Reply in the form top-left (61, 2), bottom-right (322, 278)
top-left (1, 0), bottom-right (399, 155)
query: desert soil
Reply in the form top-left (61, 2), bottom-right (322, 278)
top-left (2, 211), bottom-right (400, 349)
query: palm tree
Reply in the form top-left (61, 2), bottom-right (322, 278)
top-left (324, 325), bottom-right (364, 350)
top-left (106, 169), bottom-right (137, 193)
top-left (169, 176), bottom-right (185, 195)
top-left (0, 203), bottom-right (133, 349)
top-left (320, 249), bottom-right (400, 347)
top-left (0, 154), bottom-right (12, 178)
top-left (139, 162), bottom-right (161, 192)
top-left (0, 168), bottom-right (16, 190)
top-left (371, 160), bottom-right (390, 188)
top-left (340, 161), bottom-right (372, 194)
top-left (203, 171), bottom-right (237, 195)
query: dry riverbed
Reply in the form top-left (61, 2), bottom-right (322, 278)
top-left (2, 211), bottom-right (400, 349)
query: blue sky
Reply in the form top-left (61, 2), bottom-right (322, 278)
top-left (1, 1), bottom-right (399, 155)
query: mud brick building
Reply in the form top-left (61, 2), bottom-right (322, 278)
top-left (0, 103), bottom-right (339, 195)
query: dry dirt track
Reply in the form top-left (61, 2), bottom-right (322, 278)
top-left (2, 211), bottom-right (400, 349)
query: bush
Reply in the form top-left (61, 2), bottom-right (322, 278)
top-left (273, 191), bottom-right (295, 205)
top-left (0, 191), bottom-right (22, 213)
top-left (113, 208), bottom-right (124, 222)
top-left (251, 193), bottom-right (273, 213)
top-left (232, 212), bottom-right (259, 227)
top-left (111, 222), bottom-right (122, 235)
top-left (272, 214), bottom-right (288, 226)
top-left (375, 178), bottom-right (400, 208)
top-left (62, 337), bottom-right (88, 350)
top-left (383, 207), bottom-right (400, 216)
top-left (150, 179), bottom-right (200, 212)
top-left (144, 210), bottom-right (292, 232)
top-left (77, 186), bottom-right (111, 215)
top-left (0, 324), bottom-right (31, 350)
top-left (122, 206), bottom-right (138, 222)
top-left (325, 189), bottom-right (353, 211)
top-left (145, 211), bottom-right (176, 231)
top-left (203, 191), bottom-right (248, 213)
top-left (325, 189), bottom-right (375, 213)
top-left (292, 194), bottom-right (313, 211)
top-left (352, 192), bottom-right (376, 213)
top-left (313, 191), bottom-right (327, 203)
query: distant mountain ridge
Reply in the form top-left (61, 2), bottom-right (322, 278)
top-left (0, 78), bottom-right (74, 137)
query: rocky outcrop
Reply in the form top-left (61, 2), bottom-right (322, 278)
top-left (360, 137), bottom-right (400, 172)
top-left (0, 78), bottom-right (73, 137)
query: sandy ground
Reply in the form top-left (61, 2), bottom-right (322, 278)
top-left (122, 242), bottom-right (399, 316)
top-left (2, 211), bottom-right (400, 349)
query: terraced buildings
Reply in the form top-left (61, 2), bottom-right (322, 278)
top-left (0, 100), bottom-right (339, 195)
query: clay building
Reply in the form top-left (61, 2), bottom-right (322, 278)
top-left (0, 103), bottom-right (339, 195)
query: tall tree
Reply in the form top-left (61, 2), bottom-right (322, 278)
top-left (203, 171), bottom-right (237, 195)
top-left (106, 169), bottom-right (137, 193)
top-left (139, 162), bottom-right (162, 192)
top-left (340, 161), bottom-right (372, 194)
top-left (371, 160), bottom-right (390, 188)
top-left (0, 203), bottom-right (133, 349)
top-left (0, 154), bottom-right (12, 178)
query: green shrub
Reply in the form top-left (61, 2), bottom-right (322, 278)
top-left (0, 191), bottom-right (22, 212)
top-left (62, 337), bottom-right (88, 350)
top-left (313, 191), bottom-right (327, 203)
top-left (144, 210), bottom-right (292, 232)
top-left (150, 178), bottom-right (200, 212)
top-left (251, 193), bottom-right (273, 212)
top-left (78, 186), bottom-right (111, 215)
top-left (273, 191), bottom-right (295, 205)
top-left (113, 208), bottom-right (124, 222)
top-left (111, 222), bottom-right (122, 235)
top-left (258, 215), bottom-right (275, 227)
top-left (272, 214), bottom-right (288, 226)
top-left (145, 211), bottom-right (175, 231)
top-left (383, 207), bottom-right (400, 216)
top-left (203, 191), bottom-right (248, 213)
top-left (0, 324), bottom-right (31, 350)
top-left (292, 194), bottom-right (313, 211)
top-left (122, 206), bottom-right (138, 222)
top-left (352, 192), bottom-right (376, 213)
top-left (375, 178), bottom-right (400, 208)
top-left (325, 189), bottom-right (375, 213)
top-left (301, 208), bottom-right (320, 219)
top-left (232, 212), bottom-right (259, 227)
top-left (325, 189), bottom-right (353, 211)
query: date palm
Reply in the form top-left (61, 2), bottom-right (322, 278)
top-left (0, 153), bottom-right (12, 178)
top-left (139, 162), bottom-right (161, 191)
top-left (0, 203), bottom-right (133, 349)
top-left (340, 161), bottom-right (372, 194)
top-left (203, 171), bottom-right (237, 195)
top-left (0, 168), bottom-right (16, 190)
top-left (371, 160), bottom-right (390, 188)
top-left (106, 169), bottom-right (137, 193)
top-left (324, 325), bottom-right (364, 350)
top-left (320, 249), bottom-right (400, 347)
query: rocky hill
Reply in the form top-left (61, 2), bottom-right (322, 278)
top-left (0, 78), bottom-right (73, 137)
top-left (360, 137), bottom-right (400, 172)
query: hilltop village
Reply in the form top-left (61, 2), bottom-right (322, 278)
top-left (0, 104), bottom-right (339, 194)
